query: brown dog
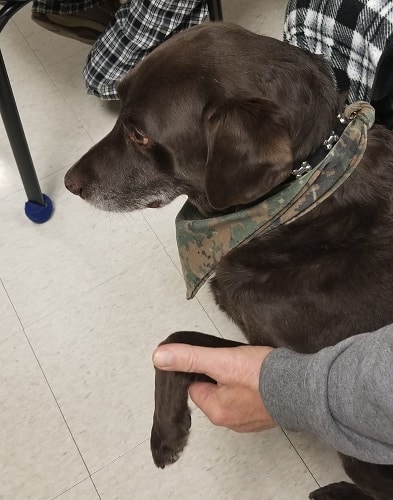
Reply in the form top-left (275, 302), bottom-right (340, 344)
top-left (65, 23), bottom-right (393, 500)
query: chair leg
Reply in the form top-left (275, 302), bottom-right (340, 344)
top-left (0, 48), bottom-right (45, 205)
top-left (0, 48), bottom-right (53, 222)
top-left (207, 0), bottom-right (223, 21)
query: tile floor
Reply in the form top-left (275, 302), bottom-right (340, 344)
top-left (0, 1), bottom-right (349, 499)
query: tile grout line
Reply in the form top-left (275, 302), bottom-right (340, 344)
top-left (141, 212), bottom-right (172, 253)
top-left (18, 246), bottom-right (164, 331)
top-left (0, 278), bottom-right (18, 345)
top-left (55, 435), bottom-right (154, 497)
top-left (0, 277), bottom-right (102, 499)
top-left (11, 14), bottom-right (96, 144)
top-left (281, 429), bottom-right (322, 488)
top-left (141, 212), bottom-right (226, 338)
top-left (193, 296), bottom-right (226, 339)
top-left (50, 477), bottom-right (99, 500)
top-left (90, 437), bottom-right (150, 477)
top-left (160, 244), bottom-right (225, 338)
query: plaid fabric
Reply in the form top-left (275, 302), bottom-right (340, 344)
top-left (284, 1), bottom-right (393, 103)
top-left (33, 0), bottom-right (102, 14)
top-left (33, 0), bottom-right (207, 99)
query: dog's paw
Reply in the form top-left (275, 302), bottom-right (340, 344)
top-left (309, 482), bottom-right (370, 500)
top-left (150, 412), bottom-right (191, 469)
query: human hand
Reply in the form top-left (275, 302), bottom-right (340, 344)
top-left (152, 343), bottom-right (276, 432)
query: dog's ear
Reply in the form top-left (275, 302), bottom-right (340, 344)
top-left (204, 97), bottom-right (293, 210)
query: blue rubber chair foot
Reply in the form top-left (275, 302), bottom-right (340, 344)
top-left (25, 194), bottom-right (54, 223)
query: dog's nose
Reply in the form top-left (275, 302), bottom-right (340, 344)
top-left (64, 168), bottom-right (84, 196)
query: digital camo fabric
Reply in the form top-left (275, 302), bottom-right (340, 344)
top-left (176, 102), bottom-right (375, 299)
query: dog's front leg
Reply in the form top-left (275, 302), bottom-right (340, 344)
top-left (151, 331), bottom-right (244, 468)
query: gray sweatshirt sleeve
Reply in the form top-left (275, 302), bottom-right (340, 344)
top-left (260, 324), bottom-right (393, 464)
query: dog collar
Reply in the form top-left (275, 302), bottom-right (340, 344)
top-left (176, 101), bottom-right (375, 299)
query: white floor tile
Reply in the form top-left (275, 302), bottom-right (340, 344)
top-left (25, 249), bottom-right (221, 473)
top-left (0, 333), bottom-right (87, 500)
top-left (284, 431), bottom-right (350, 487)
top-left (0, 174), bottom-right (162, 327)
top-left (92, 421), bottom-right (318, 500)
top-left (0, 71), bottom-right (93, 202)
top-left (142, 195), bottom-right (188, 248)
top-left (9, 71), bottom-right (92, 167)
top-left (225, 0), bottom-right (288, 39)
top-left (1, 21), bottom-right (46, 83)
top-left (0, 280), bottom-right (22, 344)
top-left (46, 53), bottom-right (120, 143)
top-left (12, 5), bottom-right (87, 69)
top-left (54, 479), bottom-right (99, 500)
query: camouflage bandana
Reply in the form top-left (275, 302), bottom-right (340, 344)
top-left (176, 101), bottom-right (375, 299)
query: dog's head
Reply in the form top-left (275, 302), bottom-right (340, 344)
top-left (65, 23), bottom-right (339, 215)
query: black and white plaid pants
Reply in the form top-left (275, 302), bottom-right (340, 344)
top-left (34, 1), bottom-right (393, 102)
top-left (33, 0), bottom-right (207, 99)
top-left (285, 0), bottom-right (393, 102)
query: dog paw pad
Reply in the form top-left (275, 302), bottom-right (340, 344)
top-left (150, 418), bottom-right (190, 468)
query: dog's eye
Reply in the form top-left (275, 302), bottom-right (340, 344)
top-left (127, 126), bottom-right (149, 147)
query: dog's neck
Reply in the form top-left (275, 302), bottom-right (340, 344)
top-left (177, 102), bottom-right (375, 299)
top-left (188, 112), bottom-right (348, 218)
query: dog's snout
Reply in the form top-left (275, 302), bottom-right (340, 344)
top-left (64, 168), bottom-right (86, 197)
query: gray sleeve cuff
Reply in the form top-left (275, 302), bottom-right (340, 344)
top-left (259, 348), bottom-right (313, 432)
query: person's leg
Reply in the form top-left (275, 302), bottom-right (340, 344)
top-left (83, 0), bottom-right (207, 99)
top-left (284, 0), bottom-right (393, 103)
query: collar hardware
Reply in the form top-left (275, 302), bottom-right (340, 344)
top-left (323, 132), bottom-right (340, 150)
top-left (292, 161), bottom-right (312, 178)
top-left (292, 116), bottom-right (347, 180)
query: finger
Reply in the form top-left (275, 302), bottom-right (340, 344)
top-left (188, 382), bottom-right (224, 424)
top-left (189, 383), bottom-right (276, 431)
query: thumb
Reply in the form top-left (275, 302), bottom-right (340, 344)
top-left (152, 343), bottom-right (224, 379)
top-left (152, 343), bottom-right (272, 385)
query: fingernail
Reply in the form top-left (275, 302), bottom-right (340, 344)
top-left (153, 349), bottom-right (173, 368)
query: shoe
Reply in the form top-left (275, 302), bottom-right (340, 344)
top-left (31, 0), bottom-right (121, 45)
top-left (370, 34), bottom-right (393, 130)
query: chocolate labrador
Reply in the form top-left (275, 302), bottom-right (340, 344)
top-left (64, 23), bottom-right (393, 500)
